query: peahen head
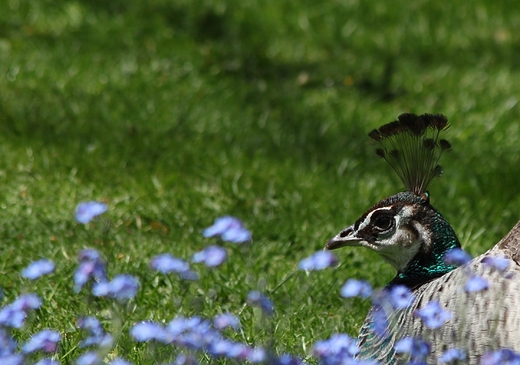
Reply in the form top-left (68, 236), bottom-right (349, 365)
top-left (326, 113), bottom-right (461, 288)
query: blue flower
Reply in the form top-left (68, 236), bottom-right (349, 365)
top-left (22, 329), bottom-right (60, 353)
top-left (274, 354), bottom-right (305, 365)
top-left (0, 354), bottom-right (24, 365)
top-left (13, 293), bottom-right (42, 310)
top-left (92, 274), bottom-right (140, 302)
top-left (75, 201), bottom-right (108, 224)
top-left (443, 248), bottom-right (472, 266)
top-left (76, 352), bottom-right (101, 365)
top-left (192, 246), bottom-right (228, 268)
top-left (73, 249), bottom-right (108, 293)
top-left (208, 338), bottom-right (248, 359)
top-left (77, 316), bottom-right (113, 348)
top-left (413, 301), bottom-right (452, 329)
top-left (0, 328), bottom-right (16, 357)
top-left (213, 313), bottom-right (240, 330)
top-left (0, 293), bottom-right (42, 328)
top-left (247, 291), bottom-right (274, 316)
top-left (394, 336), bottom-right (430, 360)
top-left (439, 348), bottom-right (466, 363)
top-left (465, 275), bottom-right (489, 292)
top-left (481, 349), bottom-right (520, 365)
top-left (130, 321), bottom-right (167, 342)
top-left (150, 254), bottom-right (190, 274)
top-left (340, 279), bottom-right (373, 299)
top-left (385, 285), bottom-right (415, 309)
top-left (246, 347), bottom-right (267, 363)
top-left (313, 333), bottom-right (360, 364)
top-left (371, 305), bottom-right (389, 337)
top-left (482, 256), bottom-right (511, 272)
top-left (173, 354), bottom-right (199, 365)
top-left (298, 251), bottom-right (338, 271)
top-left (202, 216), bottom-right (251, 243)
top-left (21, 259), bottom-right (55, 280)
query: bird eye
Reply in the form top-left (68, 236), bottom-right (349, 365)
top-left (372, 215), bottom-right (394, 232)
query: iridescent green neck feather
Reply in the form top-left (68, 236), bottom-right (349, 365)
top-left (389, 193), bottom-right (461, 288)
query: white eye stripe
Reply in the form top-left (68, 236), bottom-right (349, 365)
top-left (358, 207), bottom-right (393, 231)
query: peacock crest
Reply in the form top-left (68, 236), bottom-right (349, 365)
top-left (368, 113), bottom-right (452, 196)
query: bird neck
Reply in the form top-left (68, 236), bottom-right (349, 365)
top-left (389, 207), bottom-right (461, 288)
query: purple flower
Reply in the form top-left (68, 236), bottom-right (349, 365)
top-left (340, 279), bottom-right (373, 299)
top-left (413, 301), bottom-right (452, 329)
top-left (75, 201), bottom-right (107, 224)
top-left (275, 354), bottom-right (305, 365)
top-left (0, 328), bottom-right (16, 356)
top-left (313, 333), bottom-right (360, 363)
top-left (130, 321), bottom-right (167, 342)
top-left (34, 359), bottom-right (61, 365)
top-left (247, 291), bottom-right (274, 316)
top-left (13, 293), bottom-right (42, 310)
top-left (76, 352), bottom-right (101, 365)
top-left (92, 274), bottom-right (140, 301)
top-left (22, 329), bottom-right (60, 353)
top-left (298, 251), bottom-right (338, 271)
top-left (443, 248), bottom-right (472, 266)
top-left (213, 313), bottom-right (240, 330)
top-left (247, 347), bottom-right (267, 363)
top-left (208, 338), bottom-right (249, 359)
top-left (192, 246), bottom-right (228, 268)
top-left (77, 316), bottom-right (113, 348)
top-left (202, 216), bottom-right (251, 243)
top-left (180, 270), bottom-right (199, 281)
top-left (482, 256), bottom-right (511, 272)
top-left (385, 285), bottom-right (415, 309)
top-left (74, 249), bottom-right (107, 293)
top-left (465, 275), bottom-right (489, 292)
top-left (173, 354), bottom-right (199, 365)
top-left (150, 254), bottom-right (190, 274)
top-left (481, 349), bottom-right (520, 365)
top-left (371, 305), bottom-right (389, 337)
top-left (439, 348), bottom-right (466, 363)
top-left (21, 259), bottom-right (55, 280)
top-left (0, 354), bottom-right (24, 365)
top-left (394, 336), bottom-right (430, 359)
top-left (0, 293), bottom-right (42, 328)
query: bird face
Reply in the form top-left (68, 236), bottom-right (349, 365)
top-left (326, 192), bottom-right (434, 272)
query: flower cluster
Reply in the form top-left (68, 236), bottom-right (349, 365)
top-left (313, 333), bottom-right (377, 365)
top-left (192, 245), bottom-right (228, 268)
top-left (130, 315), bottom-right (267, 363)
top-left (73, 249), bottom-right (108, 293)
top-left (202, 216), bottom-right (251, 243)
top-left (77, 316), bottom-right (113, 348)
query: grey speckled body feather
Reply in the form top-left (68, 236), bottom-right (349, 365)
top-left (358, 221), bottom-right (520, 364)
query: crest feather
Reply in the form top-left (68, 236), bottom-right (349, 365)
top-left (369, 113), bottom-right (451, 195)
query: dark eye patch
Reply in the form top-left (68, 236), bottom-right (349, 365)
top-left (370, 210), bottom-right (395, 232)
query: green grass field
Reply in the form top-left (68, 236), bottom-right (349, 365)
top-left (1, 0), bottom-right (520, 363)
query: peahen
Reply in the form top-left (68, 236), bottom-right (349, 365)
top-left (325, 113), bottom-right (520, 364)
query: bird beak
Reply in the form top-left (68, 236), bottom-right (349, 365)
top-left (324, 224), bottom-right (362, 250)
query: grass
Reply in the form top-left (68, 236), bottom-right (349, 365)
top-left (1, 0), bottom-right (520, 363)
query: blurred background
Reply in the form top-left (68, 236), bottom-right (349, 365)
top-left (1, 0), bottom-right (520, 360)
